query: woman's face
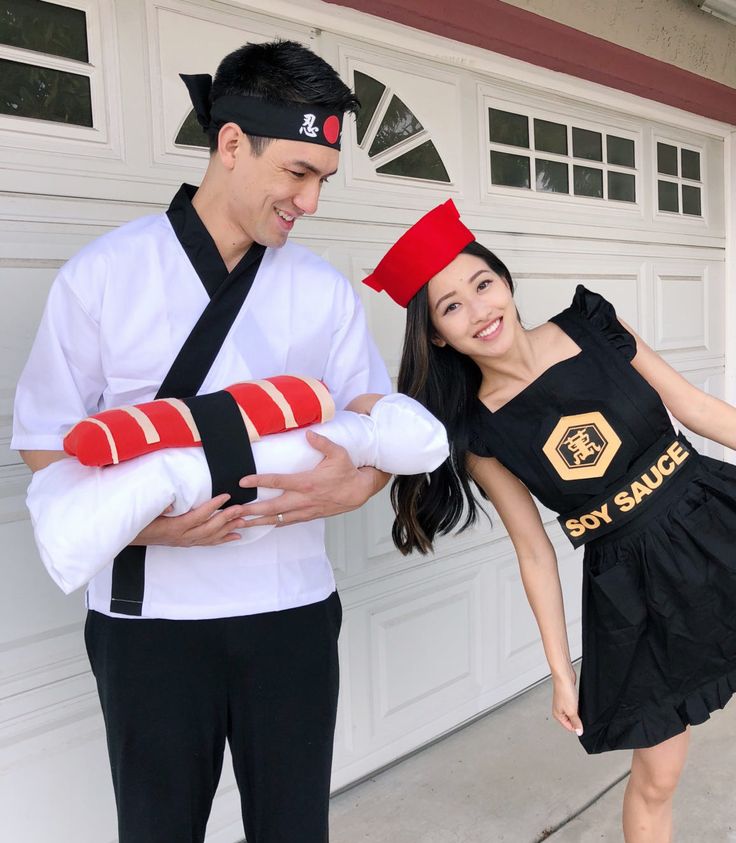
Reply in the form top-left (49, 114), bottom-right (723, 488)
top-left (427, 253), bottom-right (517, 360)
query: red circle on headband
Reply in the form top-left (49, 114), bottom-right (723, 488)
top-left (323, 115), bottom-right (340, 145)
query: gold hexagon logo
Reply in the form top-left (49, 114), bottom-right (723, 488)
top-left (542, 412), bottom-right (621, 481)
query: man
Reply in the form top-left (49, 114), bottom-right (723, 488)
top-left (12, 41), bottom-right (392, 842)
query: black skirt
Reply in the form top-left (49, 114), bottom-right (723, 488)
top-left (579, 453), bottom-right (736, 753)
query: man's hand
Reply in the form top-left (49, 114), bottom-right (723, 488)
top-left (238, 430), bottom-right (389, 528)
top-left (131, 494), bottom-right (250, 547)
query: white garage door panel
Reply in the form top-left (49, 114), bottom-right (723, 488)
top-left (0, 266), bottom-right (59, 431)
top-left (654, 275), bottom-right (708, 351)
top-left (1, 525), bottom-right (86, 645)
top-left (0, 713), bottom-right (117, 843)
top-left (1, 622), bottom-right (85, 705)
top-left (372, 574), bottom-right (483, 720)
top-left (653, 263), bottom-right (725, 361)
top-left (333, 559), bottom-right (492, 778)
top-left (149, 0), bottom-right (312, 168)
top-left (0, 516), bottom-right (89, 775)
top-left (513, 272), bottom-right (641, 330)
top-left (350, 252), bottom-right (408, 379)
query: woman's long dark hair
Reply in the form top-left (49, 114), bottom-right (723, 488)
top-left (391, 241), bottom-right (514, 555)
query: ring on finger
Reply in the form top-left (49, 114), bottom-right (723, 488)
top-left (276, 513), bottom-right (284, 525)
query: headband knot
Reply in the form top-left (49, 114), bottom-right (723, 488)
top-left (179, 73), bottom-right (214, 131)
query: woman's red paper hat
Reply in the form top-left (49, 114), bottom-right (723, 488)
top-left (363, 200), bottom-right (475, 307)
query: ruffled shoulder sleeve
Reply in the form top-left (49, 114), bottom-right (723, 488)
top-left (570, 285), bottom-right (637, 361)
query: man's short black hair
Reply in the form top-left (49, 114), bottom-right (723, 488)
top-left (208, 39), bottom-right (360, 154)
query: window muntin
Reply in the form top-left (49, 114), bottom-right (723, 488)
top-left (656, 141), bottom-right (703, 218)
top-left (367, 94), bottom-right (423, 157)
top-left (353, 69), bottom-right (451, 184)
top-left (487, 103), bottom-right (638, 205)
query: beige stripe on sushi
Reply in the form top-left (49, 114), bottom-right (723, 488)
top-left (238, 407), bottom-right (261, 442)
top-left (117, 405), bottom-right (161, 445)
top-left (85, 418), bottom-right (119, 465)
top-left (253, 380), bottom-right (297, 429)
top-left (159, 398), bottom-right (201, 443)
top-left (292, 376), bottom-right (335, 422)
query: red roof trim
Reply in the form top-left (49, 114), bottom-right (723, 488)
top-left (326, 0), bottom-right (736, 125)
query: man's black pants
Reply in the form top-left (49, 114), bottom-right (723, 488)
top-left (85, 591), bottom-right (342, 843)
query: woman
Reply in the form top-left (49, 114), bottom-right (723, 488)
top-left (364, 200), bottom-right (736, 843)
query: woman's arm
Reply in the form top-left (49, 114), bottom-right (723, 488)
top-left (345, 393), bottom-right (384, 415)
top-left (469, 453), bottom-right (583, 735)
top-left (623, 320), bottom-right (736, 449)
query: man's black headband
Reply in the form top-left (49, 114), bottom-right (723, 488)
top-left (180, 73), bottom-right (343, 150)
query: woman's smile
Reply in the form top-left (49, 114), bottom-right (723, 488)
top-left (473, 317), bottom-right (503, 340)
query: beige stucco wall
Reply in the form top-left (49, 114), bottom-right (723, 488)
top-left (500, 0), bottom-right (736, 88)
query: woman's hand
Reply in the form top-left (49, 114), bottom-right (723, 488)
top-left (552, 667), bottom-right (584, 737)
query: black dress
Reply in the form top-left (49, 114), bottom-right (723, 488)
top-left (469, 286), bottom-right (736, 753)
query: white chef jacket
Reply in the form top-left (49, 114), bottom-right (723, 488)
top-left (13, 187), bottom-right (391, 619)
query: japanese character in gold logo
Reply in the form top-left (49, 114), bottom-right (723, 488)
top-left (542, 412), bottom-right (621, 480)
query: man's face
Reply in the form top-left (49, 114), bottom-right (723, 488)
top-left (228, 136), bottom-right (339, 249)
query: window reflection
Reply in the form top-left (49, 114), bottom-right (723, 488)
top-left (491, 150), bottom-right (531, 188)
top-left (0, 58), bottom-right (92, 125)
top-left (368, 95), bottom-right (424, 157)
top-left (0, 0), bottom-right (88, 62)
top-left (376, 140), bottom-right (450, 182)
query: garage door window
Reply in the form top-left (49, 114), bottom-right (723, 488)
top-left (0, 0), bottom-right (93, 126)
top-left (488, 105), bottom-right (637, 204)
top-left (175, 108), bottom-right (206, 148)
top-left (353, 69), bottom-right (450, 184)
